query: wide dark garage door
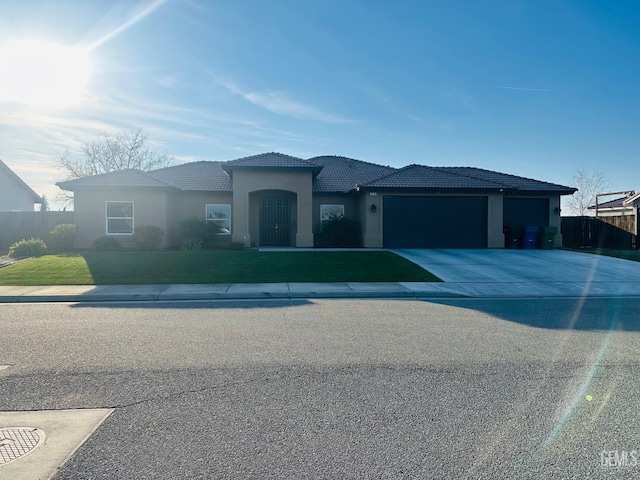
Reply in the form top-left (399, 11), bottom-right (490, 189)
top-left (383, 196), bottom-right (488, 248)
top-left (503, 198), bottom-right (549, 232)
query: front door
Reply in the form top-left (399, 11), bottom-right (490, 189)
top-left (260, 198), bottom-right (291, 246)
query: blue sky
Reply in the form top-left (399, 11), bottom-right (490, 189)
top-left (1, 0), bottom-right (639, 209)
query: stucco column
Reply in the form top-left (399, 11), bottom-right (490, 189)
top-left (487, 194), bottom-right (504, 248)
top-left (549, 196), bottom-right (562, 247)
top-left (232, 190), bottom-right (251, 247)
top-left (296, 188), bottom-right (314, 247)
top-left (363, 192), bottom-right (382, 248)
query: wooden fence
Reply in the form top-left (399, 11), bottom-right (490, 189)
top-left (0, 211), bottom-right (75, 252)
top-left (561, 216), bottom-right (637, 250)
top-left (598, 215), bottom-right (636, 235)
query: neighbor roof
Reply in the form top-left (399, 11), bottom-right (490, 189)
top-left (0, 158), bottom-right (42, 202)
top-left (359, 165), bottom-right (576, 194)
top-left (308, 156), bottom-right (396, 193)
top-left (588, 196), bottom-right (628, 210)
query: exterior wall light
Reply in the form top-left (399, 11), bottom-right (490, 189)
top-left (370, 204), bottom-right (377, 213)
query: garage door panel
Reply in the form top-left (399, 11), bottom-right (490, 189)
top-left (383, 196), bottom-right (487, 248)
top-left (503, 198), bottom-right (549, 231)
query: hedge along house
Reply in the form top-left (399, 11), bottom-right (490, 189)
top-left (56, 152), bottom-right (576, 250)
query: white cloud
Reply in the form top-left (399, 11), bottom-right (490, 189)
top-left (499, 86), bottom-right (557, 92)
top-left (157, 75), bottom-right (179, 88)
top-left (217, 79), bottom-right (351, 124)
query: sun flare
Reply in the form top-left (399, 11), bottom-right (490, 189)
top-left (0, 39), bottom-right (91, 109)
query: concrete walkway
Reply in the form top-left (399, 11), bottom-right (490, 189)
top-left (1, 278), bottom-right (640, 303)
top-left (1, 250), bottom-right (639, 303)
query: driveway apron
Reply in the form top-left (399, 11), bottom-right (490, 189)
top-left (392, 249), bottom-right (640, 284)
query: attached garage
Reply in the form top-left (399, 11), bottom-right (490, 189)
top-left (383, 196), bottom-right (488, 248)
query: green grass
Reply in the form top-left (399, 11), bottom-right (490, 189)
top-left (569, 248), bottom-right (640, 262)
top-left (0, 251), bottom-right (441, 285)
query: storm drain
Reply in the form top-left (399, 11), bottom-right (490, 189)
top-left (0, 427), bottom-right (45, 465)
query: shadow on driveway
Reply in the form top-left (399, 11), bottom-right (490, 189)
top-left (423, 296), bottom-right (640, 331)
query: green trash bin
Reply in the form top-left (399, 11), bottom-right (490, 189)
top-left (540, 226), bottom-right (558, 250)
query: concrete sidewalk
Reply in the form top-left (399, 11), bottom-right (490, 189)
top-left (2, 280), bottom-right (640, 303)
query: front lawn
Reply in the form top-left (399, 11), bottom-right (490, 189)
top-left (0, 251), bottom-right (441, 285)
top-left (568, 248), bottom-right (640, 263)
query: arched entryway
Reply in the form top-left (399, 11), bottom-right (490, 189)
top-left (249, 190), bottom-right (297, 246)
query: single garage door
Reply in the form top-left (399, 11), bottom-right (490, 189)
top-left (383, 196), bottom-right (488, 248)
top-left (503, 198), bottom-right (549, 232)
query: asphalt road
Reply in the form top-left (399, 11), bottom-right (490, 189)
top-left (1, 297), bottom-right (640, 479)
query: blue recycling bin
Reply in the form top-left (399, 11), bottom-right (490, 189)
top-left (521, 226), bottom-right (539, 249)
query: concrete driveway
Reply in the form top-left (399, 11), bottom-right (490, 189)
top-left (393, 249), bottom-right (640, 283)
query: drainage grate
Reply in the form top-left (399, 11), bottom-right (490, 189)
top-left (0, 427), bottom-right (45, 466)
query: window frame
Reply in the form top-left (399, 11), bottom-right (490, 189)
top-left (320, 204), bottom-right (345, 230)
top-left (105, 201), bottom-right (134, 235)
top-left (205, 203), bottom-right (232, 235)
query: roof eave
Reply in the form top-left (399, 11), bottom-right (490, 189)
top-left (356, 186), bottom-right (506, 194)
top-left (55, 181), bottom-right (179, 192)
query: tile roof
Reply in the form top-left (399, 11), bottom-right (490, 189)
top-left (56, 153), bottom-right (576, 196)
top-left (223, 152), bottom-right (321, 171)
top-left (150, 161), bottom-right (231, 191)
top-left (435, 167), bottom-right (577, 194)
top-left (0, 158), bottom-right (42, 202)
top-left (307, 155), bottom-right (396, 193)
top-left (359, 165), bottom-right (507, 191)
top-left (56, 169), bottom-right (172, 190)
top-left (360, 165), bottom-right (576, 194)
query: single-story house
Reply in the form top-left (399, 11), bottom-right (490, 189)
top-left (0, 158), bottom-right (42, 211)
top-left (589, 192), bottom-right (638, 217)
top-left (589, 191), bottom-right (640, 236)
top-left (56, 152), bottom-right (576, 249)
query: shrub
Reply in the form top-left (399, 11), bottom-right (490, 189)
top-left (134, 225), bottom-right (164, 251)
top-left (8, 237), bottom-right (48, 258)
top-left (49, 224), bottom-right (77, 252)
top-left (315, 215), bottom-right (361, 247)
top-left (92, 236), bottom-right (122, 252)
top-left (180, 238), bottom-right (202, 252)
top-left (178, 217), bottom-right (219, 249)
top-left (229, 242), bottom-right (245, 250)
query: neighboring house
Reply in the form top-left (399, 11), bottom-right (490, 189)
top-left (0, 158), bottom-right (42, 211)
top-left (589, 191), bottom-right (640, 236)
top-left (56, 152), bottom-right (576, 249)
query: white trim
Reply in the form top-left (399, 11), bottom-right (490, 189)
top-left (105, 201), bottom-right (134, 235)
top-left (205, 203), bottom-right (232, 235)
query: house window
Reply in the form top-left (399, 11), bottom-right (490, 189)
top-left (320, 204), bottom-right (344, 230)
top-left (206, 204), bottom-right (231, 235)
top-left (106, 201), bottom-right (134, 235)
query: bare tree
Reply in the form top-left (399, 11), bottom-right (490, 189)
top-left (57, 129), bottom-right (174, 205)
top-left (58, 129), bottom-right (174, 179)
top-left (565, 167), bottom-right (609, 216)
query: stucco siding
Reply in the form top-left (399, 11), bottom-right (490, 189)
top-left (231, 170), bottom-right (314, 247)
top-left (312, 194), bottom-right (358, 233)
top-left (166, 191), bottom-right (233, 248)
top-left (73, 187), bottom-right (169, 249)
